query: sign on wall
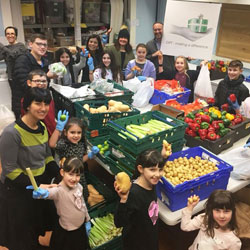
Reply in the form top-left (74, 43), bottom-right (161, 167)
top-left (161, 0), bottom-right (221, 59)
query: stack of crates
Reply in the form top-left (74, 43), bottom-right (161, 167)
top-left (106, 111), bottom-right (187, 177)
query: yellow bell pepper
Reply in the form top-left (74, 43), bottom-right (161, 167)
top-left (209, 107), bottom-right (216, 113)
top-left (213, 109), bottom-right (221, 118)
top-left (225, 113), bottom-right (234, 121)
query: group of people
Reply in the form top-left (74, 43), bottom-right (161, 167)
top-left (0, 22), bottom-right (249, 250)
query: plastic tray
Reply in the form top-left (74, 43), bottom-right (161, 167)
top-left (50, 84), bottom-right (103, 117)
top-left (156, 146), bottom-right (233, 212)
top-left (149, 87), bottom-right (191, 105)
top-left (95, 81), bottom-right (134, 104)
top-left (185, 130), bottom-right (235, 155)
top-left (230, 117), bottom-right (250, 140)
top-left (86, 172), bottom-right (117, 213)
top-left (109, 138), bottom-right (186, 174)
top-left (88, 201), bottom-right (122, 250)
top-left (107, 111), bottom-right (187, 155)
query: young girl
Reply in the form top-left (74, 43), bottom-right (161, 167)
top-left (114, 148), bottom-right (166, 250)
top-left (54, 47), bottom-right (88, 86)
top-left (49, 117), bottom-right (99, 201)
top-left (31, 157), bottom-right (91, 250)
top-left (125, 43), bottom-right (156, 81)
top-left (89, 50), bottom-right (121, 83)
top-left (157, 55), bottom-right (205, 102)
top-left (81, 34), bottom-right (104, 82)
top-left (181, 189), bottom-right (241, 250)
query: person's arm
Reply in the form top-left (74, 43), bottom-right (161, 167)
top-left (49, 129), bottom-right (61, 148)
top-left (72, 51), bottom-right (88, 83)
top-left (125, 61), bottom-right (136, 80)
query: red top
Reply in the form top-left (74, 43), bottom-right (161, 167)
top-left (21, 98), bottom-right (56, 137)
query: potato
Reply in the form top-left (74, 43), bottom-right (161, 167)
top-left (117, 104), bottom-right (130, 112)
top-left (83, 104), bottom-right (90, 111)
top-left (115, 172), bottom-right (131, 193)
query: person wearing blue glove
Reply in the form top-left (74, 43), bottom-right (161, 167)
top-left (87, 56), bottom-right (95, 72)
top-left (29, 157), bottom-right (91, 250)
top-left (125, 43), bottom-right (156, 80)
top-left (102, 34), bottom-right (108, 45)
top-left (227, 96), bottom-right (240, 111)
top-left (80, 48), bottom-right (89, 58)
top-left (88, 146), bottom-right (100, 159)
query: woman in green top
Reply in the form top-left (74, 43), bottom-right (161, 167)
top-left (106, 29), bottom-right (135, 79)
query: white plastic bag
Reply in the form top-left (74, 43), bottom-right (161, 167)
top-left (122, 77), bottom-right (141, 93)
top-left (220, 147), bottom-right (250, 180)
top-left (132, 78), bottom-right (154, 108)
top-left (0, 105), bottom-right (15, 135)
top-left (194, 65), bottom-right (213, 100)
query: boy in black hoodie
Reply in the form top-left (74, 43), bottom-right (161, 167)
top-left (215, 60), bottom-right (249, 113)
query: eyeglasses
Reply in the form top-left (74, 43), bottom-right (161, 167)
top-left (31, 80), bottom-right (48, 84)
top-left (34, 42), bottom-right (48, 48)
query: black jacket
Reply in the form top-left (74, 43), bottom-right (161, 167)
top-left (157, 68), bottom-right (200, 102)
top-left (215, 75), bottom-right (249, 108)
top-left (13, 52), bottom-right (49, 97)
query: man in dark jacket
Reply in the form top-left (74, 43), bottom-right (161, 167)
top-left (146, 22), bottom-right (175, 74)
top-left (12, 33), bottom-right (54, 119)
top-left (215, 60), bottom-right (249, 113)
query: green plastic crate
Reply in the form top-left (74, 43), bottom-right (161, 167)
top-left (74, 99), bottom-right (140, 137)
top-left (96, 80), bottom-right (134, 104)
top-left (86, 172), bottom-right (117, 213)
top-left (107, 111), bottom-right (187, 155)
top-left (89, 201), bottom-right (122, 250)
top-left (108, 138), bottom-right (186, 173)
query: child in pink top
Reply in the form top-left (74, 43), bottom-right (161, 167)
top-left (181, 189), bottom-right (241, 250)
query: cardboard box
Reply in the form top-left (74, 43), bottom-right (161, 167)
top-left (151, 104), bottom-right (184, 119)
top-left (56, 36), bottom-right (74, 46)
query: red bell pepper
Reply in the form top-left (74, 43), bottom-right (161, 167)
top-left (195, 113), bottom-right (202, 118)
top-left (187, 129), bottom-right (197, 137)
top-left (234, 117), bottom-right (242, 125)
top-left (207, 126), bottom-right (215, 132)
top-left (207, 131), bottom-right (217, 141)
top-left (229, 94), bottom-right (236, 102)
top-left (189, 123), bottom-right (200, 132)
top-left (234, 114), bottom-right (243, 123)
top-left (211, 120), bottom-right (223, 132)
top-left (200, 115), bottom-right (211, 123)
top-left (184, 117), bottom-right (194, 123)
top-left (221, 103), bottom-right (229, 111)
top-left (198, 129), bottom-right (208, 140)
top-left (185, 127), bottom-right (190, 134)
top-left (194, 117), bottom-right (202, 125)
top-left (216, 134), bottom-right (221, 140)
top-left (203, 108), bottom-right (209, 113)
top-left (207, 98), bottom-right (215, 105)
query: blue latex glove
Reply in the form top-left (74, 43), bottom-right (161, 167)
top-left (88, 146), bottom-right (99, 159)
top-left (227, 97), bottom-right (240, 110)
top-left (56, 110), bottom-right (69, 132)
top-left (85, 221), bottom-right (91, 236)
top-left (80, 49), bottom-right (89, 57)
top-left (87, 57), bottom-right (94, 71)
top-left (138, 76), bottom-right (147, 82)
top-left (133, 70), bottom-right (138, 75)
top-left (102, 34), bottom-right (108, 44)
top-left (244, 142), bottom-right (250, 148)
top-left (26, 185), bottom-right (49, 199)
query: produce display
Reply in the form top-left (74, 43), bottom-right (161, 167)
top-left (162, 156), bottom-right (218, 186)
top-left (163, 139), bottom-right (172, 157)
top-left (124, 119), bottom-right (173, 140)
top-left (165, 99), bottom-right (207, 115)
top-left (97, 140), bottom-right (109, 155)
top-left (87, 184), bottom-right (105, 207)
top-left (184, 107), bottom-right (244, 141)
top-left (115, 172), bottom-right (131, 193)
top-left (88, 213), bottom-right (122, 248)
top-left (83, 100), bottom-right (131, 113)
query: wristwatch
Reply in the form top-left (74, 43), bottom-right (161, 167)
top-left (159, 64), bottom-right (163, 67)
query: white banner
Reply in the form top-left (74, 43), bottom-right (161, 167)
top-left (161, 0), bottom-right (221, 60)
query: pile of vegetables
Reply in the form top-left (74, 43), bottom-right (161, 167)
top-left (97, 140), bottom-right (109, 155)
top-left (88, 213), bottom-right (122, 248)
top-left (184, 107), bottom-right (244, 141)
top-left (165, 99), bottom-right (207, 115)
top-left (83, 100), bottom-right (131, 113)
top-left (87, 184), bottom-right (105, 207)
top-left (122, 119), bottom-right (172, 141)
top-left (163, 156), bottom-right (218, 186)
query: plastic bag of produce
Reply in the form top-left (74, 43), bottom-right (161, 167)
top-left (49, 62), bottom-right (67, 77)
top-left (0, 105), bottom-right (15, 135)
top-left (194, 65), bottom-right (213, 100)
top-left (132, 78), bottom-right (154, 108)
top-left (221, 147), bottom-right (250, 180)
top-left (122, 77), bottom-right (141, 93)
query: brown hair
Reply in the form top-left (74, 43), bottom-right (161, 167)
top-left (229, 60), bottom-right (243, 69)
top-left (203, 189), bottom-right (238, 238)
top-left (28, 69), bottom-right (47, 81)
top-left (136, 43), bottom-right (147, 52)
top-left (30, 33), bottom-right (47, 43)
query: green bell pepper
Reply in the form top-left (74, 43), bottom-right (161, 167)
top-left (200, 122), bottom-right (210, 129)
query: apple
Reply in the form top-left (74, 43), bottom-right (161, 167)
top-left (60, 114), bottom-right (67, 121)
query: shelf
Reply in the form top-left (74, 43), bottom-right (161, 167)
top-left (24, 23), bottom-right (106, 29)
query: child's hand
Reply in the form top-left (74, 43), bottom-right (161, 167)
top-left (114, 181), bottom-right (129, 203)
top-left (80, 48), bottom-right (89, 57)
top-left (26, 186), bottom-right (49, 199)
top-left (88, 146), bottom-right (99, 159)
top-left (187, 195), bottom-right (200, 211)
top-left (162, 139), bottom-right (172, 158)
top-left (56, 110), bottom-right (69, 132)
top-left (85, 221), bottom-right (91, 236)
top-left (138, 76), bottom-right (146, 82)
